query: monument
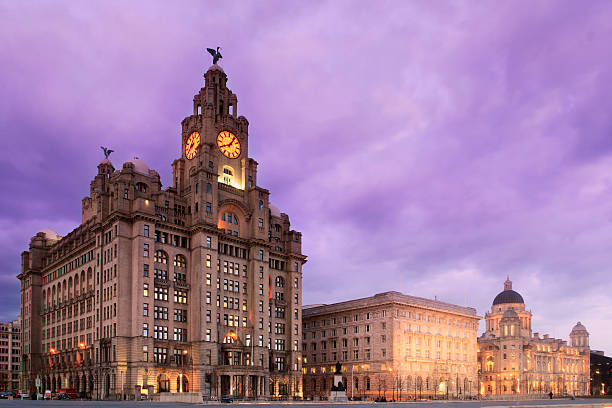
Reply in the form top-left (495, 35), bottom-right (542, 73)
top-left (329, 362), bottom-right (348, 402)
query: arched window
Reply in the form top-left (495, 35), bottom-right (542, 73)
top-left (275, 277), bottom-right (284, 287)
top-left (155, 250), bottom-right (168, 264)
top-left (218, 211), bottom-right (240, 236)
top-left (174, 254), bottom-right (187, 268)
top-left (486, 356), bottom-right (494, 372)
top-left (220, 212), bottom-right (238, 225)
top-left (87, 268), bottom-right (92, 292)
top-left (222, 166), bottom-right (234, 185)
top-left (177, 375), bottom-right (189, 393)
top-left (135, 182), bottom-right (147, 192)
top-left (223, 333), bottom-right (237, 344)
top-left (157, 374), bottom-right (170, 393)
top-left (68, 277), bottom-right (73, 300)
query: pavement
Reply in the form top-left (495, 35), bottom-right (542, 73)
top-left (0, 398), bottom-right (610, 408)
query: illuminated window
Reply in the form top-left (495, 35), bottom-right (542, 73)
top-left (154, 250), bottom-right (168, 264)
top-left (173, 254), bottom-right (187, 268)
top-left (222, 166), bottom-right (234, 185)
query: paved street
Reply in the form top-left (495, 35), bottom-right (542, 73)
top-left (0, 398), bottom-right (610, 408)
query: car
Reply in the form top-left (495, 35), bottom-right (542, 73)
top-left (44, 390), bottom-right (52, 399)
top-left (57, 388), bottom-right (79, 399)
top-left (17, 393), bottom-right (29, 399)
top-left (220, 396), bottom-right (233, 403)
top-left (57, 393), bottom-right (70, 400)
top-left (0, 392), bottom-right (8, 399)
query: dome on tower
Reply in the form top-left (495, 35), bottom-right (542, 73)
top-left (208, 64), bottom-right (224, 73)
top-left (492, 277), bottom-right (524, 305)
top-left (38, 228), bottom-right (61, 241)
top-left (571, 322), bottom-right (588, 333)
top-left (123, 157), bottom-right (150, 175)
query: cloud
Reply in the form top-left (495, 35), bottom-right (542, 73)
top-left (1, 1), bottom-right (612, 351)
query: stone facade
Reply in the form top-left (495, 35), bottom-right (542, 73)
top-left (18, 63), bottom-right (306, 400)
top-left (478, 278), bottom-right (590, 397)
top-left (0, 320), bottom-right (20, 393)
top-left (302, 291), bottom-right (480, 401)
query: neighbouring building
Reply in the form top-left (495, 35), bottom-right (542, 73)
top-left (18, 61), bottom-right (306, 400)
top-left (590, 351), bottom-right (612, 396)
top-left (0, 320), bottom-right (20, 393)
top-left (478, 278), bottom-right (590, 397)
top-left (302, 291), bottom-right (480, 401)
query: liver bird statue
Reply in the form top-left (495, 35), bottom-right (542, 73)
top-left (206, 46), bottom-right (222, 65)
top-left (100, 146), bottom-right (114, 159)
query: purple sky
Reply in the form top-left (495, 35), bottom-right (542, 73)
top-left (1, 1), bottom-right (611, 352)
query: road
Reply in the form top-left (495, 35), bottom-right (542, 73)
top-left (0, 398), bottom-right (610, 408)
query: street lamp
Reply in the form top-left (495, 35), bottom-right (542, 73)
top-left (388, 368), bottom-right (393, 401)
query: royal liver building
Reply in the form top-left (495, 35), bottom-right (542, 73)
top-left (18, 57), bottom-right (306, 401)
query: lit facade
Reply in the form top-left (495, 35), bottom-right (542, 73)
top-left (0, 320), bottom-right (20, 393)
top-left (477, 278), bottom-right (590, 397)
top-left (18, 63), bottom-right (306, 400)
top-left (302, 291), bottom-right (480, 401)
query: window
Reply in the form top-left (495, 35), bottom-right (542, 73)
top-left (275, 276), bottom-right (284, 287)
top-left (258, 218), bottom-right (264, 228)
top-left (144, 225), bottom-right (149, 237)
top-left (206, 292), bottom-right (211, 304)
top-left (205, 329), bottom-right (211, 342)
top-left (174, 327), bottom-right (187, 342)
top-left (174, 290), bottom-right (188, 304)
top-left (154, 250), bottom-right (168, 264)
top-left (258, 250), bottom-right (264, 260)
top-left (124, 189), bottom-right (129, 199)
top-left (143, 303), bottom-right (148, 316)
top-left (258, 200), bottom-right (263, 210)
top-left (154, 325), bottom-right (168, 340)
top-left (206, 254), bottom-right (211, 268)
top-left (206, 273), bottom-right (211, 285)
top-left (143, 283), bottom-right (149, 297)
top-left (206, 236), bottom-right (212, 248)
top-left (294, 278), bottom-right (298, 288)
top-left (173, 254), bottom-right (186, 268)
top-left (135, 182), bottom-right (147, 192)
top-left (154, 306), bottom-right (168, 320)
top-left (174, 309), bottom-right (187, 322)
top-left (143, 264), bottom-right (149, 277)
top-left (206, 202), bottom-right (211, 213)
top-left (154, 287), bottom-right (168, 301)
top-left (143, 244), bottom-right (149, 257)
top-left (143, 323), bottom-right (149, 337)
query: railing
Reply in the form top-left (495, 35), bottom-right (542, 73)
top-left (218, 182), bottom-right (243, 196)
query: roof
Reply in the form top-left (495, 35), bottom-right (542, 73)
top-left (303, 291), bottom-right (479, 319)
top-left (492, 289), bottom-right (524, 305)
top-left (123, 157), bottom-right (150, 175)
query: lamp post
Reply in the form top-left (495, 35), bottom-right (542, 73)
top-left (388, 368), bottom-right (393, 401)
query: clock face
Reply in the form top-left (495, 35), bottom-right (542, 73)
top-left (185, 132), bottom-right (200, 160)
top-left (217, 131), bottom-right (241, 159)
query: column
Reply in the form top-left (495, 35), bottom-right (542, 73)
top-left (229, 375), bottom-right (233, 396)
